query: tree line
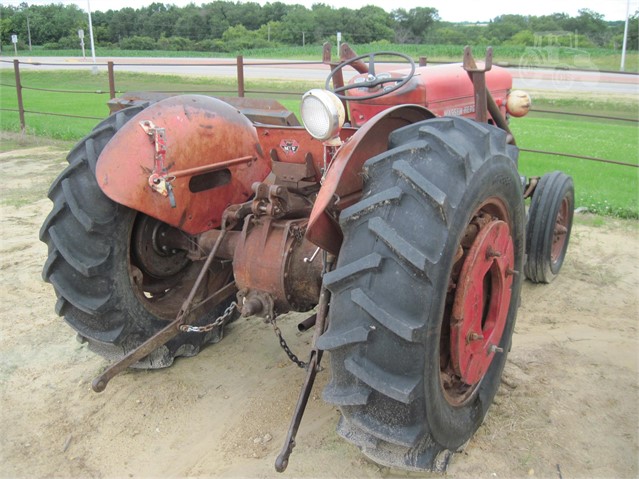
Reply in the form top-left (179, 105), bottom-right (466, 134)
top-left (1, 2), bottom-right (637, 53)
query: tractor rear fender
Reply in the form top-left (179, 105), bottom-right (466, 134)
top-left (96, 95), bottom-right (271, 235)
top-left (306, 104), bottom-right (436, 254)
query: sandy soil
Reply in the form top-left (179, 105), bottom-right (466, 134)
top-left (1, 140), bottom-right (637, 479)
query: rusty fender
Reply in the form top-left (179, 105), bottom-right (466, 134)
top-left (96, 95), bottom-right (271, 235)
top-left (306, 104), bottom-right (435, 254)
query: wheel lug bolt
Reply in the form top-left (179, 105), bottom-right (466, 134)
top-left (467, 331), bottom-right (484, 342)
top-left (486, 247), bottom-right (502, 259)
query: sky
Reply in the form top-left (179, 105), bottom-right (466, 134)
top-left (5, 0), bottom-right (638, 22)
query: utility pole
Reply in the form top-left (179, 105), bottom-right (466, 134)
top-left (302, 31), bottom-right (305, 47)
top-left (87, 0), bottom-right (97, 72)
top-left (620, 0), bottom-right (630, 71)
top-left (26, 10), bottom-right (32, 51)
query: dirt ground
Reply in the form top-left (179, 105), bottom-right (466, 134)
top-left (0, 139), bottom-right (637, 479)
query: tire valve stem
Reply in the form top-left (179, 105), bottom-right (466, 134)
top-left (506, 268), bottom-right (519, 276)
top-left (488, 344), bottom-right (504, 354)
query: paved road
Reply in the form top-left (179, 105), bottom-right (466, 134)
top-left (1, 55), bottom-right (637, 95)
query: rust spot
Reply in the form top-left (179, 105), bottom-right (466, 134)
top-left (183, 105), bottom-right (192, 120)
top-left (178, 210), bottom-right (188, 228)
top-left (199, 124), bottom-right (214, 130)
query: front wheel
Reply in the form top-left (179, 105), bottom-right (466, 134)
top-left (317, 117), bottom-right (525, 471)
top-left (40, 107), bottom-right (236, 368)
top-left (524, 171), bottom-right (574, 283)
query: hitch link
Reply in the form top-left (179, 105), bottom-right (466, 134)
top-left (275, 253), bottom-right (335, 473)
top-left (91, 220), bottom-right (234, 393)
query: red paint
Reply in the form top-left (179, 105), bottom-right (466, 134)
top-left (97, 63), bottom-right (514, 253)
top-left (347, 64), bottom-right (511, 127)
top-left (450, 220), bottom-right (514, 386)
top-left (96, 95), bottom-right (271, 235)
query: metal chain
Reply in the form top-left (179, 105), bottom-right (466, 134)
top-left (271, 318), bottom-right (307, 369)
top-left (179, 301), bottom-right (238, 333)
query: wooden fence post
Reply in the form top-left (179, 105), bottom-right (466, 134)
top-left (108, 61), bottom-right (116, 99)
top-left (236, 55), bottom-right (245, 97)
top-left (13, 59), bottom-right (26, 133)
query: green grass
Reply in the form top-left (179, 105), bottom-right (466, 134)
top-left (510, 116), bottom-right (638, 218)
top-left (0, 69), bottom-right (316, 140)
top-left (9, 43), bottom-right (639, 73)
top-left (1, 69), bottom-right (637, 218)
top-left (530, 97), bottom-right (639, 120)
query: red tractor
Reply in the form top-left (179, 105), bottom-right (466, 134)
top-left (40, 44), bottom-right (574, 472)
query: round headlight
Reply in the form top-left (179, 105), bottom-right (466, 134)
top-left (301, 89), bottom-right (345, 141)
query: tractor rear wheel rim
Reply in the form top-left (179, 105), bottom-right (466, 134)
top-left (129, 214), bottom-right (230, 320)
top-left (441, 199), bottom-right (515, 406)
top-left (551, 196), bottom-right (570, 265)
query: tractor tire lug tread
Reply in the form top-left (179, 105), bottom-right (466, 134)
top-left (41, 106), bottom-right (235, 368)
top-left (524, 171), bottom-right (574, 283)
top-left (350, 288), bottom-right (425, 342)
top-left (321, 116), bottom-right (525, 471)
top-left (344, 354), bottom-right (421, 404)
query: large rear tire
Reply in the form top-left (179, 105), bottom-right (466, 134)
top-left (318, 117), bottom-right (525, 471)
top-left (40, 107), bottom-right (236, 368)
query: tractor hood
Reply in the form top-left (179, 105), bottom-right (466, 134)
top-left (347, 63), bottom-right (513, 127)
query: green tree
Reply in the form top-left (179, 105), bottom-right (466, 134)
top-left (309, 4), bottom-right (341, 43)
top-left (8, 4), bottom-right (85, 45)
top-left (429, 24), bottom-right (488, 45)
top-left (204, 1), bottom-right (235, 39)
top-left (139, 3), bottom-right (179, 40)
top-left (279, 5), bottom-right (313, 45)
top-left (530, 13), bottom-right (569, 33)
top-left (504, 30), bottom-right (535, 46)
top-left (119, 35), bottom-right (156, 50)
top-left (219, 24), bottom-right (268, 51)
top-left (175, 5), bottom-right (209, 41)
top-left (262, 2), bottom-right (289, 23)
top-left (391, 7), bottom-right (439, 43)
top-left (345, 6), bottom-right (394, 44)
top-left (486, 15), bottom-right (530, 44)
top-left (0, 6), bottom-right (17, 45)
top-left (108, 7), bottom-right (139, 43)
top-left (564, 9), bottom-right (608, 45)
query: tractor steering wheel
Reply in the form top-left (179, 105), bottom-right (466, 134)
top-left (325, 51), bottom-right (416, 101)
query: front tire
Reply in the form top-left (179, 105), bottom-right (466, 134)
top-left (40, 107), bottom-right (236, 368)
top-left (318, 117), bottom-right (525, 471)
top-left (524, 171), bottom-right (574, 284)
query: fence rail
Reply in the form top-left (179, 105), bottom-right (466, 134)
top-left (1, 57), bottom-right (637, 169)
